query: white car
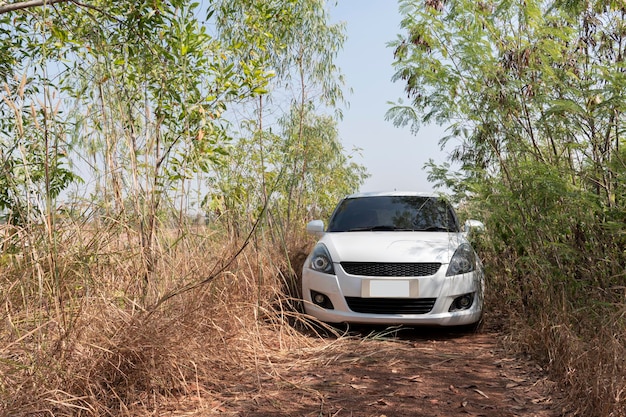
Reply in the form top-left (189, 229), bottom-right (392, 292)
top-left (302, 191), bottom-right (484, 327)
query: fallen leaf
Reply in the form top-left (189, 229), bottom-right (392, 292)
top-left (350, 384), bottom-right (368, 390)
top-left (504, 375), bottom-right (528, 383)
top-left (368, 398), bottom-right (390, 406)
top-left (211, 401), bottom-right (227, 413)
top-left (532, 396), bottom-right (552, 404)
top-left (473, 388), bottom-right (489, 399)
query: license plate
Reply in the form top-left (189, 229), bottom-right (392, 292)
top-left (363, 280), bottom-right (418, 298)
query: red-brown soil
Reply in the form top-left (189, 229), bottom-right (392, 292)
top-left (160, 324), bottom-right (568, 417)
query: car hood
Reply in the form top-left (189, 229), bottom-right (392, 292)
top-left (319, 231), bottom-right (466, 264)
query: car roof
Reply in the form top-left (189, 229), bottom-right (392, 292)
top-left (344, 191), bottom-right (441, 199)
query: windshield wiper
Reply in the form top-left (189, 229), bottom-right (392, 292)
top-left (346, 225), bottom-right (413, 232)
top-left (343, 225), bottom-right (452, 232)
top-left (413, 226), bottom-right (451, 232)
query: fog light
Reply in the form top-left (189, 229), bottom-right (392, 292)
top-left (458, 295), bottom-right (472, 308)
top-left (450, 293), bottom-right (474, 311)
top-left (310, 290), bottom-right (334, 309)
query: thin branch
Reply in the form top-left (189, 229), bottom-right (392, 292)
top-left (69, 0), bottom-right (122, 23)
top-left (146, 161), bottom-right (289, 315)
top-left (0, 0), bottom-right (71, 15)
top-left (0, 0), bottom-right (122, 23)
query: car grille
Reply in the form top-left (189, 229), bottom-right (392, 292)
top-left (345, 297), bottom-right (437, 314)
top-left (341, 262), bottom-right (441, 277)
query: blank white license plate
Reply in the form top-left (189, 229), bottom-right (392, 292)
top-left (366, 280), bottom-right (413, 298)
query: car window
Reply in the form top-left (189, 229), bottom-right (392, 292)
top-left (327, 196), bottom-right (459, 232)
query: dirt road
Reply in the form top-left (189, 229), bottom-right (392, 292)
top-left (165, 325), bottom-right (567, 417)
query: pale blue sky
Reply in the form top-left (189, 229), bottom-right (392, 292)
top-left (331, 1), bottom-right (449, 193)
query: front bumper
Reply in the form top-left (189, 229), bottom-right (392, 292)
top-left (302, 264), bottom-right (483, 326)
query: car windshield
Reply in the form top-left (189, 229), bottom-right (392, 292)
top-left (327, 196), bottom-right (459, 233)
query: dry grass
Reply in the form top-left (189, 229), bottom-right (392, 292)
top-left (482, 249), bottom-right (626, 417)
top-left (2, 217), bottom-right (625, 416)
top-left (0, 219), bottom-right (324, 416)
top-left (506, 302), bottom-right (626, 417)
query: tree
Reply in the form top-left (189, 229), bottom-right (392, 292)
top-left (207, 104), bottom-right (367, 237)
top-left (211, 0), bottom-right (366, 232)
top-left (389, 2), bottom-right (626, 414)
top-left (0, 0), bottom-right (274, 301)
top-left (389, 0), bottom-right (626, 206)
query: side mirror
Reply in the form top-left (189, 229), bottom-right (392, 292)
top-left (464, 219), bottom-right (485, 235)
top-left (306, 220), bottom-right (325, 235)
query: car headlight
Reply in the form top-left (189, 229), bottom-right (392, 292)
top-left (309, 243), bottom-right (335, 274)
top-left (446, 243), bottom-right (476, 276)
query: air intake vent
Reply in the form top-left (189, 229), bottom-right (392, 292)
top-left (341, 262), bottom-right (441, 277)
top-left (345, 297), bottom-right (437, 314)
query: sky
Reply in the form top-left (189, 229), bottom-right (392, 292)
top-left (330, 2), bottom-right (450, 193)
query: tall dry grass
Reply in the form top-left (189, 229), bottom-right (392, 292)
top-left (479, 238), bottom-right (626, 417)
top-left (502, 290), bottom-right (626, 417)
top-left (0, 215), bottom-right (320, 416)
